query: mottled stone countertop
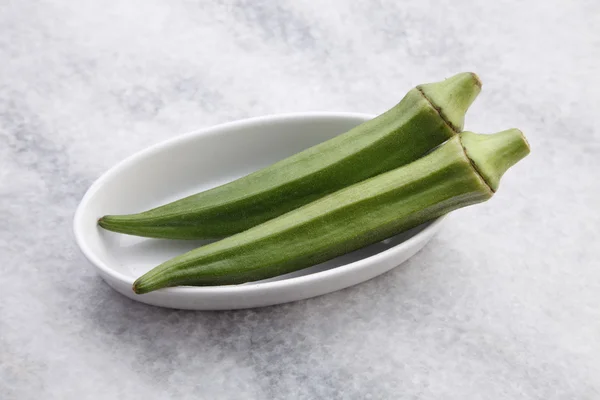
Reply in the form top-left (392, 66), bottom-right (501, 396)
top-left (1, 1), bottom-right (599, 399)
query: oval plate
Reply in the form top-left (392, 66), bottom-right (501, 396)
top-left (73, 112), bottom-right (444, 310)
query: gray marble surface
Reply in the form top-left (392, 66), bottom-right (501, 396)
top-left (1, 0), bottom-right (599, 399)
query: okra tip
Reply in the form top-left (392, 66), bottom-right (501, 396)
top-left (132, 280), bottom-right (145, 294)
top-left (97, 215), bottom-right (112, 228)
top-left (98, 214), bottom-right (143, 235)
top-left (132, 277), bottom-right (155, 294)
top-left (133, 269), bottom-right (170, 294)
top-left (417, 72), bottom-right (482, 133)
top-left (460, 128), bottom-right (530, 192)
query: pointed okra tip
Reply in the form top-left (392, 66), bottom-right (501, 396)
top-left (97, 216), bottom-right (108, 228)
top-left (417, 72), bottom-right (482, 132)
top-left (460, 128), bottom-right (530, 192)
top-left (98, 214), bottom-right (143, 235)
top-left (132, 279), bottom-right (147, 294)
top-left (132, 265), bottom-right (171, 294)
top-left (97, 215), bottom-right (120, 230)
top-left (132, 275), bottom-right (158, 294)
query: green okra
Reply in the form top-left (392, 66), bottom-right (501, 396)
top-left (99, 72), bottom-right (481, 239)
top-left (133, 128), bottom-right (530, 294)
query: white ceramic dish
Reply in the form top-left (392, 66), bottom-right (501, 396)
top-left (73, 112), bottom-right (444, 310)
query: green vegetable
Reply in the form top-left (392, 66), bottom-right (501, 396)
top-left (132, 129), bottom-right (530, 294)
top-left (98, 72), bottom-right (481, 239)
